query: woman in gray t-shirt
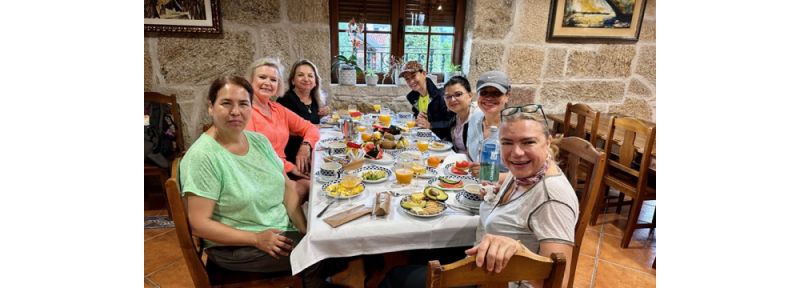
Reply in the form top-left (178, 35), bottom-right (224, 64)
top-left (466, 105), bottom-right (578, 288)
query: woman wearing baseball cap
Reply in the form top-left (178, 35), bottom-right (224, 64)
top-left (465, 70), bottom-right (511, 182)
top-left (399, 60), bottom-right (455, 141)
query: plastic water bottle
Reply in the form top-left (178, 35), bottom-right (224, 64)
top-left (479, 126), bottom-right (501, 183)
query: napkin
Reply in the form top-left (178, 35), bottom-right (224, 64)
top-left (373, 191), bottom-right (392, 217)
top-left (323, 204), bottom-right (372, 228)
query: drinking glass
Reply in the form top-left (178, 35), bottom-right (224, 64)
top-left (416, 139), bottom-right (430, 158)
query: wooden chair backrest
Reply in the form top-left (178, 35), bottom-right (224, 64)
top-left (556, 136), bottom-right (607, 287)
top-left (145, 92), bottom-right (185, 155)
top-left (426, 250), bottom-right (566, 288)
top-left (562, 102), bottom-right (600, 147)
top-left (605, 117), bottom-right (656, 193)
top-left (164, 157), bottom-right (213, 288)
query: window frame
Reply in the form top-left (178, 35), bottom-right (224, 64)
top-left (329, 0), bottom-right (466, 84)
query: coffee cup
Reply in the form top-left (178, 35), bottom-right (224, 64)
top-left (327, 141), bottom-right (346, 155)
top-left (458, 184), bottom-right (484, 207)
top-left (319, 162), bottom-right (343, 182)
top-left (416, 129), bottom-right (433, 138)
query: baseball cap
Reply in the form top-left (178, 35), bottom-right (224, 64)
top-left (476, 71), bottom-right (510, 94)
top-left (399, 60), bottom-right (425, 78)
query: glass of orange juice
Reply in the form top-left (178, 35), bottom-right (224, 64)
top-left (357, 126), bottom-right (367, 132)
top-left (379, 114), bottom-right (392, 126)
top-left (361, 132), bottom-right (372, 142)
top-left (406, 120), bottom-right (416, 129)
top-left (395, 168), bottom-right (413, 185)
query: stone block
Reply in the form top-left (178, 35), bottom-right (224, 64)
top-left (507, 46), bottom-right (545, 84)
top-left (627, 78), bottom-right (653, 99)
top-left (513, 0), bottom-right (550, 44)
top-left (566, 45), bottom-right (636, 78)
top-left (290, 27), bottom-right (332, 83)
top-left (145, 41), bottom-right (153, 91)
top-left (471, 0), bottom-right (514, 40)
top-left (508, 86), bottom-right (537, 107)
top-left (222, 0), bottom-right (281, 26)
top-left (288, 0), bottom-right (329, 24)
top-left (635, 45), bottom-right (656, 85)
top-left (639, 18), bottom-right (656, 42)
top-left (257, 28), bottom-right (292, 68)
top-left (540, 81), bottom-right (625, 104)
top-left (158, 31), bottom-right (254, 85)
top-left (467, 42), bottom-right (505, 85)
top-left (608, 98), bottom-right (654, 122)
top-left (544, 48), bottom-right (567, 79)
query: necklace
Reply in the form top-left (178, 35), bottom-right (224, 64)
top-left (305, 103), bottom-right (312, 114)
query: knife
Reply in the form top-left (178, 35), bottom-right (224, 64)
top-left (316, 201), bottom-right (336, 218)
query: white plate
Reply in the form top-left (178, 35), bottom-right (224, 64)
top-left (314, 171), bottom-right (339, 184)
top-left (321, 180), bottom-right (366, 199)
top-left (400, 196), bottom-right (447, 218)
top-left (443, 163), bottom-right (472, 177)
top-left (354, 165), bottom-right (393, 184)
top-left (427, 175), bottom-right (480, 191)
top-left (416, 167), bottom-right (438, 179)
top-left (318, 138), bottom-right (345, 149)
top-left (365, 153), bottom-right (394, 165)
top-left (428, 141), bottom-right (453, 152)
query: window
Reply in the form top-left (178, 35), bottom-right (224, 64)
top-left (330, 0), bottom-right (466, 84)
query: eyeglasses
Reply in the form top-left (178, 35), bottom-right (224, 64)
top-left (501, 104), bottom-right (548, 128)
top-left (444, 91), bottom-right (465, 101)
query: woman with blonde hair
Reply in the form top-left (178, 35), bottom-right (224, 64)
top-left (245, 57), bottom-right (320, 201)
top-left (278, 59), bottom-right (330, 163)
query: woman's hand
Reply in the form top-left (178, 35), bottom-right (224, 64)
top-left (288, 166), bottom-right (310, 179)
top-left (465, 234), bottom-right (521, 273)
top-left (416, 113), bottom-right (431, 128)
top-left (254, 229), bottom-right (295, 259)
top-left (318, 106), bottom-right (330, 116)
top-left (295, 144), bottom-right (312, 174)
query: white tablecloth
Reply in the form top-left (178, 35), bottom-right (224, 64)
top-left (290, 129), bottom-right (480, 274)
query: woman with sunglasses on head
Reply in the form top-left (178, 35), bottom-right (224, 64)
top-left (379, 105), bottom-right (576, 288)
top-left (442, 75), bottom-right (477, 154)
top-left (465, 70), bottom-right (512, 182)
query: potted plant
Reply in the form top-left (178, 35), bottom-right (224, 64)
top-left (445, 63), bottom-right (462, 81)
top-left (365, 68), bottom-right (378, 86)
top-left (332, 54), bottom-right (362, 86)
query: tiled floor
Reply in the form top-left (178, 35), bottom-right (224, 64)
top-left (144, 195), bottom-right (656, 287)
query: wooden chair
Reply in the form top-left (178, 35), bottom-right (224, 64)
top-left (164, 157), bottom-right (303, 288)
top-left (592, 116), bottom-right (656, 248)
top-left (426, 250), bottom-right (566, 288)
top-left (556, 136), bottom-right (607, 288)
top-left (561, 102), bottom-right (601, 147)
top-left (145, 92), bottom-right (184, 219)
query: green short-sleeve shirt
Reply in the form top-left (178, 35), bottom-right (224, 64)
top-left (180, 130), bottom-right (295, 247)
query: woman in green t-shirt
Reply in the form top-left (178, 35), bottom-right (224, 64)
top-left (179, 75), bottom-right (311, 277)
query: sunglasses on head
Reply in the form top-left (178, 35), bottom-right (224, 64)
top-left (501, 104), bottom-right (548, 128)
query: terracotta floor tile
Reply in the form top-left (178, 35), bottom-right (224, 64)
top-left (579, 230), bottom-right (601, 257)
top-left (597, 234), bottom-right (656, 273)
top-left (144, 278), bottom-right (157, 287)
top-left (572, 254), bottom-right (596, 288)
top-left (144, 227), bottom-right (173, 241)
top-left (594, 260), bottom-right (655, 288)
top-left (144, 230), bottom-right (183, 276)
top-left (148, 259), bottom-right (195, 288)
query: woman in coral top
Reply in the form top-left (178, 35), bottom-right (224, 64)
top-left (245, 57), bottom-right (320, 201)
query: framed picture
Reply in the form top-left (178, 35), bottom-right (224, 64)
top-left (145, 0), bottom-right (221, 34)
top-left (547, 0), bottom-right (646, 42)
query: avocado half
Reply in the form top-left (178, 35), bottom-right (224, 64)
top-left (424, 186), bottom-right (449, 201)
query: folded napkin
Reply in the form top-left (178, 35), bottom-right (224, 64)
top-left (323, 204), bottom-right (372, 228)
top-left (373, 191), bottom-right (392, 217)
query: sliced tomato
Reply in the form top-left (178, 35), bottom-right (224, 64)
top-left (439, 181), bottom-right (464, 189)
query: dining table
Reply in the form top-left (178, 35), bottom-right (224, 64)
top-left (290, 122), bottom-right (482, 275)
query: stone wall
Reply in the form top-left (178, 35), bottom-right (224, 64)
top-left (465, 0), bottom-right (657, 121)
top-left (145, 0), bottom-right (656, 145)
